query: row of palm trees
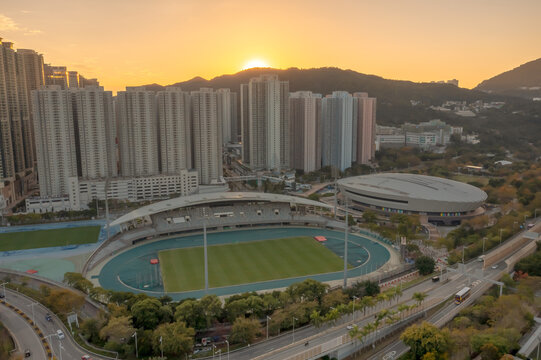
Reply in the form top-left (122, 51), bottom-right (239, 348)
top-left (348, 292), bottom-right (428, 351)
top-left (310, 286), bottom-right (424, 329)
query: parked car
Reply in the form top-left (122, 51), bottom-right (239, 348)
top-left (45, 313), bottom-right (52, 321)
top-left (432, 276), bottom-right (440, 282)
top-left (24, 349), bottom-right (31, 357)
top-left (56, 329), bottom-right (65, 339)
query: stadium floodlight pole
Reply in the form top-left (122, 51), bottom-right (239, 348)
top-left (343, 196), bottom-right (349, 289)
top-left (266, 315), bottom-right (271, 339)
top-left (333, 177), bottom-right (338, 220)
top-left (204, 221), bottom-right (209, 293)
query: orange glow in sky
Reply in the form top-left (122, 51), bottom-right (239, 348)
top-left (1, 0), bottom-right (540, 92)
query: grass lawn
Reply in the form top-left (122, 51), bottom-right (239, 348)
top-left (159, 236), bottom-right (345, 292)
top-left (0, 226), bottom-right (101, 251)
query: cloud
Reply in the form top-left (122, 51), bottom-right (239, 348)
top-left (20, 10), bottom-right (31, 14)
top-left (0, 13), bottom-right (42, 36)
top-left (0, 14), bottom-right (19, 31)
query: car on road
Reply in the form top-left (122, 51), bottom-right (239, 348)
top-left (45, 313), bottom-right (52, 321)
top-left (346, 325), bottom-right (355, 330)
top-left (432, 276), bottom-right (440, 282)
top-left (82, 355), bottom-right (93, 360)
top-left (24, 349), bottom-right (31, 357)
top-left (56, 329), bottom-right (65, 339)
top-left (491, 264), bottom-right (498, 269)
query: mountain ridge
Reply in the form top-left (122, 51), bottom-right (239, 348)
top-left (475, 58), bottom-right (541, 98)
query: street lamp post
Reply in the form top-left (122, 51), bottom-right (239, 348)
top-left (132, 331), bottom-right (138, 358)
top-left (266, 315), bottom-right (271, 340)
top-left (27, 302), bottom-right (38, 325)
top-left (225, 340), bottom-right (230, 360)
top-left (499, 228), bottom-right (503, 244)
top-left (352, 296), bottom-right (358, 322)
top-left (0, 282), bottom-right (7, 299)
top-left (59, 344), bottom-right (64, 360)
top-left (482, 237), bottom-right (487, 254)
top-left (292, 317), bottom-right (298, 343)
top-left (160, 336), bottom-right (163, 359)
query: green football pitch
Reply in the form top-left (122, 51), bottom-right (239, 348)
top-left (158, 236), bottom-right (346, 292)
top-left (0, 226), bottom-right (101, 251)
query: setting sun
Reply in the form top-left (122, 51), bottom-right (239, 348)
top-left (242, 59), bottom-right (270, 70)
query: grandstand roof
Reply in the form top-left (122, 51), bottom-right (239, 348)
top-left (110, 192), bottom-right (333, 227)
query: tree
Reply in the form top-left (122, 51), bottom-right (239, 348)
top-left (229, 317), bottom-right (261, 344)
top-left (362, 211), bottom-right (377, 223)
top-left (413, 292), bottom-right (428, 309)
top-left (99, 316), bottom-right (135, 344)
top-left (199, 295), bottom-right (223, 328)
top-left (415, 256), bottom-right (436, 275)
top-left (131, 298), bottom-right (162, 329)
top-left (175, 299), bottom-right (204, 329)
top-left (152, 321), bottom-right (195, 357)
top-left (63, 272), bottom-right (94, 293)
top-left (401, 322), bottom-right (450, 360)
top-left (44, 288), bottom-right (85, 316)
top-left (286, 279), bottom-right (328, 304)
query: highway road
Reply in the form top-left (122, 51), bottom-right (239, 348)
top-left (3, 288), bottom-right (110, 360)
top-left (0, 301), bottom-right (47, 359)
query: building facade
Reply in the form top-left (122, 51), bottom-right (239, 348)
top-left (32, 86), bottom-right (78, 197)
top-left (289, 91), bottom-right (321, 173)
top-left (353, 93), bottom-right (376, 165)
top-left (191, 88), bottom-right (223, 184)
top-left (157, 87), bottom-right (192, 174)
top-left (116, 87), bottom-right (159, 177)
top-left (242, 75), bottom-right (289, 171)
top-left (321, 91), bottom-right (353, 172)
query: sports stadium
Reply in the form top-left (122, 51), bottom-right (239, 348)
top-left (84, 192), bottom-right (397, 300)
top-left (338, 173), bottom-right (487, 225)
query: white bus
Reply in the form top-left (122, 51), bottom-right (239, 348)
top-left (454, 287), bottom-right (471, 304)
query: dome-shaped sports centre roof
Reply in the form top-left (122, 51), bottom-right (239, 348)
top-left (337, 173), bottom-right (487, 214)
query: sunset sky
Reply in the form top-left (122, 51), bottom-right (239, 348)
top-left (1, 0), bottom-right (540, 92)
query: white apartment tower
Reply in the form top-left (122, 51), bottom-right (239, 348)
top-left (71, 86), bottom-right (117, 179)
top-left (157, 87), bottom-right (192, 174)
top-left (289, 91), bottom-right (322, 173)
top-left (191, 88), bottom-right (223, 184)
top-left (32, 86), bottom-right (78, 197)
top-left (321, 91), bottom-right (353, 172)
top-left (217, 88), bottom-right (233, 145)
top-left (242, 75), bottom-right (289, 171)
top-left (116, 87), bottom-right (159, 177)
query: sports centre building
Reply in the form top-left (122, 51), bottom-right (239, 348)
top-left (338, 173), bottom-right (487, 225)
top-left (84, 192), bottom-right (398, 299)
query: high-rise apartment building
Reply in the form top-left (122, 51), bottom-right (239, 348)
top-left (71, 86), bottom-right (117, 179)
top-left (191, 88), bottom-right (223, 184)
top-left (353, 93), bottom-right (376, 165)
top-left (240, 83), bottom-right (250, 163)
top-left (68, 71), bottom-right (79, 88)
top-left (157, 87), bottom-right (192, 174)
top-left (44, 65), bottom-right (68, 89)
top-left (321, 91), bottom-right (353, 172)
top-left (116, 87), bottom-right (159, 177)
top-left (289, 91), bottom-right (322, 173)
top-left (217, 88), bottom-right (234, 145)
top-left (32, 86), bottom-right (78, 197)
top-left (0, 40), bottom-right (33, 177)
top-left (242, 75), bottom-right (289, 171)
top-left (230, 91), bottom-right (239, 143)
